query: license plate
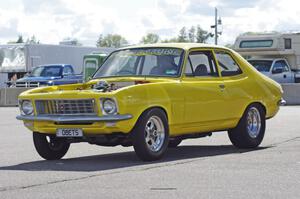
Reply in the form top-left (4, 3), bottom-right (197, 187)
top-left (56, 128), bottom-right (83, 137)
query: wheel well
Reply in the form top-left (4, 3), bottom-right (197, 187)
top-left (247, 102), bottom-right (266, 115)
top-left (141, 106), bottom-right (169, 121)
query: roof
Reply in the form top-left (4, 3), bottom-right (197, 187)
top-left (248, 58), bottom-right (287, 61)
top-left (119, 43), bottom-right (230, 51)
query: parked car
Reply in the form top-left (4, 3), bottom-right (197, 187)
top-left (16, 43), bottom-right (284, 161)
top-left (16, 64), bottom-right (82, 87)
top-left (247, 58), bottom-right (295, 83)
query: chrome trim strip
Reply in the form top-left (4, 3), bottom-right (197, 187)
top-left (16, 114), bottom-right (133, 122)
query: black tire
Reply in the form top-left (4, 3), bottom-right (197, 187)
top-left (33, 132), bottom-right (70, 160)
top-left (168, 138), bottom-right (182, 148)
top-left (132, 108), bottom-right (169, 161)
top-left (228, 104), bottom-right (266, 148)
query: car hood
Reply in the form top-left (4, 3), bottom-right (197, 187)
top-left (19, 77), bottom-right (179, 97)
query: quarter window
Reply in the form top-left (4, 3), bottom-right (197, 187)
top-left (273, 60), bottom-right (289, 72)
top-left (215, 51), bottom-right (242, 76)
top-left (185, 51), bottom-right (218, 77)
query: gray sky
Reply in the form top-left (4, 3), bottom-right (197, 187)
top-left (0, 0), bottom-right (300, 46)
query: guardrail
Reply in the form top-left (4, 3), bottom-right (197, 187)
top-left (1, 82), bottom-right (300, 107)
top-left (0, 87), bottom-right (31, 106)
top-left (1, 79), bottom-right (83, 106)
top-left (281, 83), bottom-right (300, 105)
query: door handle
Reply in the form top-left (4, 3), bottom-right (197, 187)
top-left (283, 74), bottom-right (287, 78)
top-left (219, 84), bottom-right (225, 90)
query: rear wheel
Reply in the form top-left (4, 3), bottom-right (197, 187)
top-left (228, 104), bottom-right (265, 148)
top-left (33, 132), bottom-right (70, 160)
top-left (132, 108), bottom-right (169, 161)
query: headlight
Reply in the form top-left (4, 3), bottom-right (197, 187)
top-left (101, 98), bottom-right (117, 115)
top-left (20, 100), bottom-right (34, 115)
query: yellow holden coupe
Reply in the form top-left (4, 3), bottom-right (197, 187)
top-left (17, 43), bottom-right (285, 161)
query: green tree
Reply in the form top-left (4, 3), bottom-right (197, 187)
top-left (140, 33), bottom-right (160, 44)
top-left (188, 26), bottom-right (196, 42)
top-left (178, 27), bottom-right (188, 42)
top-left (16, 35), bottom-right (24, 43)
top-left (61, 37), bottom-right (82, 46)
top-left (161, 38), bottom-right (178, 43)
top-left (96, 34), bottom-right (128, 48)
top-left (26, 35), bottom-right (40, 44)
top-left (196, 26), bottom-right (210, 43)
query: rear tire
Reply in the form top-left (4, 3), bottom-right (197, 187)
top-left (132, 108), bottom-right (169, 161)
top-left (228, 104), bottom-right (265, 148)
top-left (33, 132), bottom-right (70, 160)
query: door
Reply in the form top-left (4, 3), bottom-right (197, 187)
top-left (182, 50), bottom-right (227, 132)
top-left (214, 50), bottom-right (249, 124)
top-left (271, 60), bottom-right (293, 83)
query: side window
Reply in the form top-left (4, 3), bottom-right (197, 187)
top-left (63, 66), bottom-right (73, 75)
top-left (185, 51), bottom-right (218, 77)
top-left (281, 60), bottom-right (289, 72)
top-left (215, 51), bottom-right (242, 76)
top-left (284, 38), bottom-right (292, 49)
top-left (273, 60), bottom-right (289, 72)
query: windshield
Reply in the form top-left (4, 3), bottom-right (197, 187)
top-left (248, 60), bottom-right (273, 72)
top-left (31, 66), bottom-right (62, 77)
top-left (93, 48), bottom-right (184, 78)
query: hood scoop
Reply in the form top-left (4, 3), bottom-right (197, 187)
top-left (92, 80), bottom-right (135, 92)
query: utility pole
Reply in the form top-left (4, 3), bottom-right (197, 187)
top-left (211, 7), bottom-right (222, 45)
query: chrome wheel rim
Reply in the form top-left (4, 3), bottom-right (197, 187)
top-left (246, 107), bottom-right (261, 138)
top-left (144, 116), bottom-right (165, 152)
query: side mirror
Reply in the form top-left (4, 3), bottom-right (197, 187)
top-left (272, 68), bottom-right (283, 74)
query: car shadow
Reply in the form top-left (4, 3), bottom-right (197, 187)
top-left (0, 145), bottom-right (270, 172)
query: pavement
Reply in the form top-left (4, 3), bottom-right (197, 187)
top-left (0, 106), bottom-right (299, 199)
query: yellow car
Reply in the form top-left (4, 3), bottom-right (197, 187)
top-left (17, 43), bottom-right (284, 161)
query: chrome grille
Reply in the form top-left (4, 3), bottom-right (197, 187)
top-left (35, 99), bottom-right (96, 115)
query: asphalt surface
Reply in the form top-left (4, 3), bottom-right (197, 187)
top-left (0, 106), bottom-right (299, 199)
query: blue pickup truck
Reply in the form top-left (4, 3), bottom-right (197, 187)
top-left (16, 64), bottom-right (82, 87)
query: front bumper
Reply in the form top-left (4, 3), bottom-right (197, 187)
top-left (278, 98), bottom-right (287, 106)
top-left (16, 114), bottom-right (133, 123)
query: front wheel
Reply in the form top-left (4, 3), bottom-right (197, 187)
top-left (228, 104), bottom-right (266, 148)
top-left (33, 132), bottom-right (70, 160)
top-left (168, 138), bottom-right (182, 148)
top-left (132, 108), bottom-right (169, 161)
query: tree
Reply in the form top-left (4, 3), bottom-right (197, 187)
top-left (60, 37), bottom-right (82, 46)
top-left (26, 35), bottom-right (40, 44)
top-left (141, 33), bottom-right (160, 44)
top-left (16, 35), bottom-right (24, 43)
top-left (188, 26), bottom-right (196, 42)
top-left (178, 27), bottom-right (188, 42)
top-left (161, 37), bottom-right (178, 43)
top-left (196, 26), bottom-right (210, 43)
top-left (96, 34), bottom-right (128, 48)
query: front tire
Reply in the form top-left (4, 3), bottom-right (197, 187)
top-left (168, 138), bottom-right (182, 148)
top-left (132, 108), bottom-right (169, 161)
top-left (33, 132), bottom-right (70, 160)
top-left (228, 104), bottom-right (266, 148)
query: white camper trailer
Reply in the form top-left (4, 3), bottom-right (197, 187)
top-left (234, 33), bottom-right (300, 83)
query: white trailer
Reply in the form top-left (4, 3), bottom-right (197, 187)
top-left (233, 33), bottom-right (300, 83)
top-left (0, 44), bottom-right (114, 87)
